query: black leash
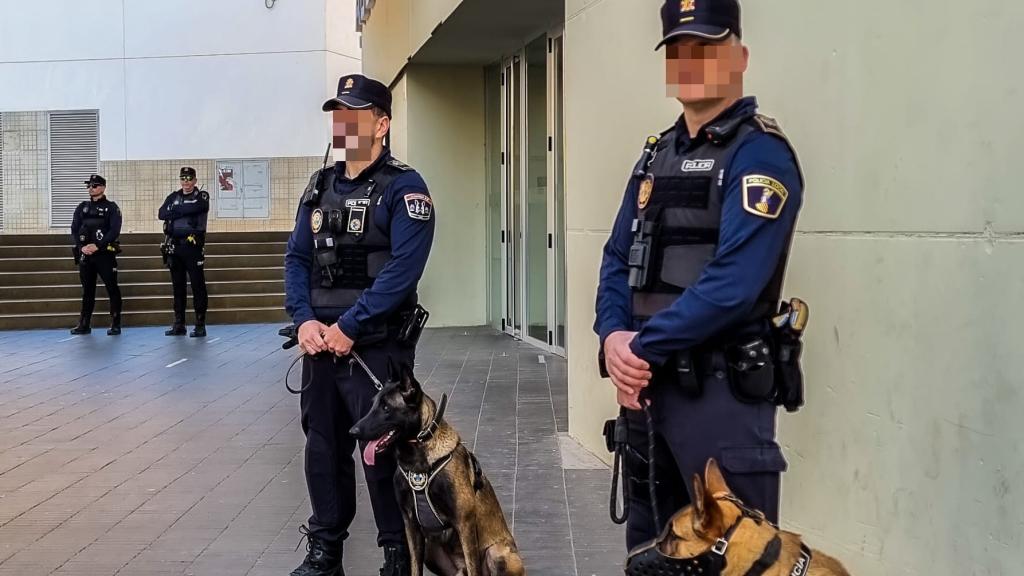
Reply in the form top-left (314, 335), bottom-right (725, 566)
top-left (609, 392), bottom-right (660, 535)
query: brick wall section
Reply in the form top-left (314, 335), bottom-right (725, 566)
top-left (100, 156), bottom-right (320, 233)
top-left (0, 112), bottom-right (50, 232)
top-left (0, 109), bottom-right (318, 234)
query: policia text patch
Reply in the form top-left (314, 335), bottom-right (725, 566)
top-left (741, 174), bottom-right (788, 219)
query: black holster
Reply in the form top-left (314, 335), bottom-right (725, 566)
top-left (727, 338), bottom-right (776, 404)
top-left (672, 351), bottom-right (701, 398)
top-left (773, 335), bottom-right (804, 412)
top-left (72, 246), bottom-right (81, 266)
top-left (396, 304), bottom-right (429, 345)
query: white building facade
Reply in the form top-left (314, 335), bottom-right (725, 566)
top-left (0, 0), bottom-right (361, 233)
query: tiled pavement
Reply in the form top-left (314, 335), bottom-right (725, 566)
top-left (0, 325), bottom-right (624, 575)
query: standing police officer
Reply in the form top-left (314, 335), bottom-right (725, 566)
top-left (595, 0), bottom-right (805, 551)
top-left (70, 174), bottom-right (123, 336)
top-left (284, 74), bottom-right (435, 576)
top-left (158, 167), bottom-right (210, 337)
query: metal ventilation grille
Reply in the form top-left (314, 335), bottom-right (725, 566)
top-left (49, 110), bottom-right (99, 228)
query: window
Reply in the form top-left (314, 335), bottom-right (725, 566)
top-left (49, 110), bottom-right (99, 228)
top-left (0, 112), bottom-right (4, 231)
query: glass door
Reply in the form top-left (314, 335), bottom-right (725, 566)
top-left (548, 31), bottom-right (567, 356)
top-left (496, 32), bottom-right (566, 355)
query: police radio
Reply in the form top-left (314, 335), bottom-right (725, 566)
top-left (304, 142), bottom-right (333, 207)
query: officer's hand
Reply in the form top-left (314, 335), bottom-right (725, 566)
top-left (81, 244), bottom-right (98, 255)
top-left (617, 388), bottom-right (643, 411)
top-left (323, 324), bottom-right (355, 357)
top-left (298, 320), bottom-right (329, 355)
top-left (604, 331), bottom-right (652, 395)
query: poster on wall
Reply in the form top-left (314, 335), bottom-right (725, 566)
top-left (215, 159), bottom-right (270, 218)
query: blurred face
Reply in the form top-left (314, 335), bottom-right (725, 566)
top-left (180, 174), bottom-right (196, 193)
top-left (88, 184), bottom-right (105, 199)
top-left (666, 36), bottom-right (748, 104)
top-left (333, 108), bottom-right (389, 161)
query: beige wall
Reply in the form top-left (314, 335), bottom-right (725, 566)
top-left (404, 65), bottom-right (488, 327)
top-left (564, 0), bottom-right (1024, 574)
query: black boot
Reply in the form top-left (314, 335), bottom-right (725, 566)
top-left (165, 314), bottom-right (186, 336)
top-left (107, 314), bottom-right (121, 336)
top-left (290, 527), bottom-right (344, 576)
top-left (189, 313), bottom-right (206, 338)
top-left (71, 315), bottom-right (91, 335)
top-left (379, 543), bottom-right (410, 576)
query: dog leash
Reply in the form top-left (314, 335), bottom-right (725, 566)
top-left (284, 350), bottom-right (383, 395)
top-left (609, 393), bottom-right (661, 535)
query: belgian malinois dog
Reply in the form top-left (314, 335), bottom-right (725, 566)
top-left (626, 458), bottom-right (850, 576)
top-left (626, 457), bottom-right (851, 573)
top-left (350, 363), bottom-right (525, 576)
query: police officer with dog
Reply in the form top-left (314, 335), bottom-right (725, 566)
top-left (595, 0), bottom-right (807, 554)
top-left (158, 167), bottom-right (210, 337)
top-left (70, 174), bottom-right (123, 336)
top-left (284, 74), bottom-right (435, 576)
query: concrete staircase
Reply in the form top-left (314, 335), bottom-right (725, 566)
top-left (0, 232), bottom-right (291, 331)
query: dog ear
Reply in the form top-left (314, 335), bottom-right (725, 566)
top-left (399, 362), bottom-right (421, 395)
top-left (691, 472), bottom-right (724, 537)
top-left (386, 357), bottom-right (399, 383)
top-left (704, 458), bottom-right (730, 496)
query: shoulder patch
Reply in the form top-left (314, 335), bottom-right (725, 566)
top-left (387, 158), bottom-right (413, 172)
top-left (403, 193), bottom-right (433, 222)
top-left (741, 175), bottom-right (789, 219)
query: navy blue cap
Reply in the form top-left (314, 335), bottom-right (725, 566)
top-left (84, 174), bottom-right (106, 187)
top-left (657, 0), bottom-right (742, 49)
top-left (180, 166), bottom-right (197, 179)
top-left (322, 74), bottom-right (392, 117)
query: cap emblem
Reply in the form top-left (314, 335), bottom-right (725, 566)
top-left (681, 0), bottom-right (696, 13)
top-left (344, 78), bottom-right (355, 89)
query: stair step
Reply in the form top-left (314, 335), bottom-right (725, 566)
top-left (0, 280), bottom-right (285, 300)
top-left (0, 254), bottom-right (284, 273)
top-left (0, 266), bottom-right (284, 287)
top-left (0, 307), bottom-right (290, 331)
top-left (0, 293), bottom-right (284, 315)
top-left (0, 242), bottom-right (287, 259)
top-left (0, 231), bottom-right (291, 246)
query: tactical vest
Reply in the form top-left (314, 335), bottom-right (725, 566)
top-left (630, 113), bottom-right (803, 335)
top-left (307, 157), bottom-right (414, 323)
top-left (79, 201), bottom-right (113, 244)
top-left (170, 191), bottom-right (209, 238)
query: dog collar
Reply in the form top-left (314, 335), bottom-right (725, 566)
top-left (415, 393), bottom-right (448, 443)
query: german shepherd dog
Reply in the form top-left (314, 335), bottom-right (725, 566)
top-left (628, 458), bottom-right (851, 576)
top-left (350, 363), bottom-right (525, 576)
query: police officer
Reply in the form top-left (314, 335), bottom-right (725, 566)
top-left (70, 174), bottom-right (123, 336)
top-left (594, 0), bottom-right (805, 551)
top-left (284, 74), bottom-right (435, 576)
top-left (158, 167), bottom-right (210, 337)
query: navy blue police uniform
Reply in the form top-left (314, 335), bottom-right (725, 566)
top-left (158, 167), bottom-right (210, 337)
top-left (70, 174), bottom-right (123, 335)
top-left (594, 0), bottom-right (805, 551)
top-left (284, 74), bottom-right (435, 574)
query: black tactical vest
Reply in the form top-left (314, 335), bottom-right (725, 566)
top-left (307, 157), bottom-right (414, 322)
top-left (79, 201), bottom-right (114, 244)
top-left (630, 112), bottom-right (803, 335)
top-left (169, 191), bottom-right (209, 238)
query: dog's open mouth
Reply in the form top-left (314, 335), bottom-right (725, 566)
top-left (363, 430), bottom-right (396, 466)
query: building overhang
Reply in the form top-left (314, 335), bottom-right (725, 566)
top-left (411, 0), bottom-right (564, 66)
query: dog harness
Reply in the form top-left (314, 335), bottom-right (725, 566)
top-left (625, 494), bottom-right (813, 576)
top-left (398, 394), bottom-right (455, 533)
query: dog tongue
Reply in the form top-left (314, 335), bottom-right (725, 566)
top-left (363, 439), bottom-right (381, 466)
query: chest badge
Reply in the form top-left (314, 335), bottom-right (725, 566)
top-left (638, 175), bottom-right (655, 210)
top-left (311, 208), bottom-right (324, 233)
top-left (348, 206), bottom-right (367, 235)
